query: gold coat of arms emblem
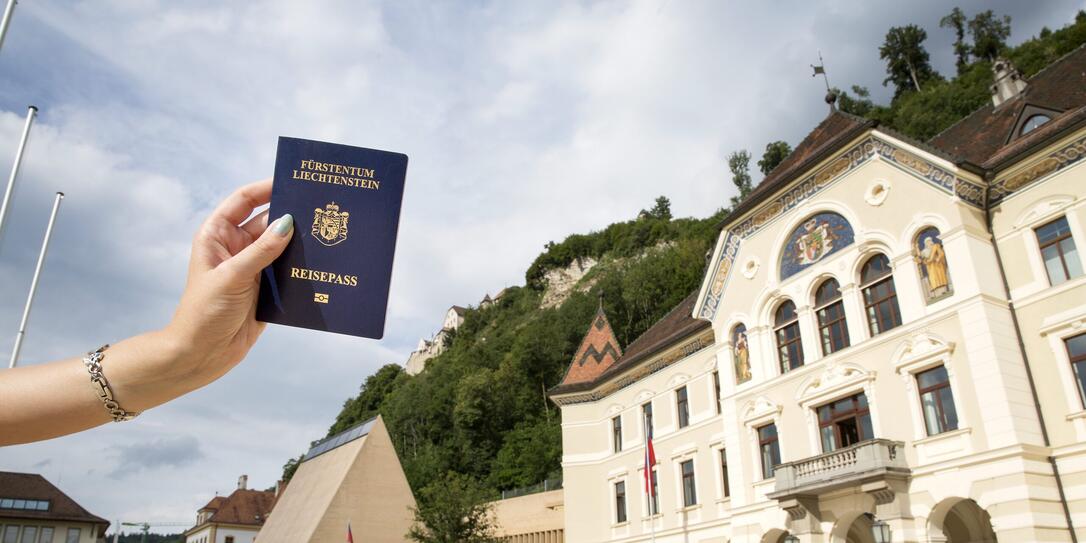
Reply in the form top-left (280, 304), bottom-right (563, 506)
top-left (312, 202), bottom-right (349, 246)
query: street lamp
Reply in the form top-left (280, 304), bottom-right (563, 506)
top-left (871, 518), bottom-right (892, 543)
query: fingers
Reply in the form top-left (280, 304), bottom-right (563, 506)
top-left (211, 179), bottom-right (273, 227)
top-left (241, 209), bottom-right (271, 240)
top-left (221, 214), bottom-right (294, 279)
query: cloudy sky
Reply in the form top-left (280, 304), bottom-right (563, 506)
top-left (0, 0), bottom-right (1081, 533)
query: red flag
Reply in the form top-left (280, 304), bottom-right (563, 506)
top-left (347, 521), bottom-right (354, 543)
top-left (643, 434), bottom-right (656, 495)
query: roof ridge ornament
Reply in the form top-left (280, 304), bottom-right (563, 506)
top-left (811, 51), bottom-right (837, 112)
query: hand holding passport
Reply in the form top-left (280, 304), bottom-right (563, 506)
top-left (257, 137), bottom-right (408, 339)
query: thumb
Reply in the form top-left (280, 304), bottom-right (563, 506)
top-left (226, 214), bottom-right (294, 278)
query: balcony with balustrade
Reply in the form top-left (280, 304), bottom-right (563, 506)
top-left (767, 439), bottom-right (910, 517)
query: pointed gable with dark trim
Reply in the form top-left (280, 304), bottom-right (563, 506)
top-left (559, 307), bottom-right (623, 387)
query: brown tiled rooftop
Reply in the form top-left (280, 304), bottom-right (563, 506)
top-left (727, 110), bottom-right (874, 223)
top-left (930, 45), bottom-right (1086, 168)
top-left (205, 488), bottom-right (277, 526)
top-left (0, 472), bottom-right (109, 534)
top-left (552, 292), bottom-right (709, 395)
top-left (557, 307), bottom-right (623, 387)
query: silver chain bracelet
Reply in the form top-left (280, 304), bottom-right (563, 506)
top-left (82, 345), bottom-right (139, 422)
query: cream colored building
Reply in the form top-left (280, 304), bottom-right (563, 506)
top-left (0, 471), bottom-right (109, 543)
top-left (551, 50), bottom-right (1086, 542)
top-left (183, 476), bottom-right (278, 543)
top-left (254, 416), bottom-right (416, 543)
top-left (491, 489), bottom-right (565, 542)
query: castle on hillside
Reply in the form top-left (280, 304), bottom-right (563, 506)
top-left (404, 289), bottom-right (510, 375)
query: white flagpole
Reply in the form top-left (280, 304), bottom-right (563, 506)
top-left (645, 416), bottom-right (656, 543)
top-left (9, 191), bottom-right (63, 368)
top-left (0, 0), bottom-right (16, 53)
top-left (0, 105), bottom-right (37, 246)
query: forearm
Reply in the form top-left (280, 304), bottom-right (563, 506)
top-left (0, 329), bottom-right (197, 445)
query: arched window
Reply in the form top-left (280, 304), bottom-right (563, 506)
top-left (774, 300), bottom-right (804, 373)
top-left (860, 254), bottom-right (902, 335)
top-left (1020, 114), bottom-right (1051, 136)
top-left (814, 278), bottom-right (850, 355)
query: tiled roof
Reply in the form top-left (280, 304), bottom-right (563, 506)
top-left (557, 307), bottom-right (623, 387)
top-left (205, 488), bottom-right (277, 526)
top-left (199, 496), bottom-right (226, 512)
top-left (0, 472), bottom-right (109, 533)
top-left (551, 292), bottom-right (709, 395)
top-left (929, 45), bottom-right (1086, 168)
top-left (726, 111), bottom-right (874, 223)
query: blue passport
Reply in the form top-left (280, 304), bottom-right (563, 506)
top-left (257, 136), bottom-right (408, 339)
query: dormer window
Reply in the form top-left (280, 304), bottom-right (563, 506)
top-left (1020, 114), bottom-right (1051, 136)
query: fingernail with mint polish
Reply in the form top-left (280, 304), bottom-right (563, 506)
top-left (273, 214), bottom-right (294, 237)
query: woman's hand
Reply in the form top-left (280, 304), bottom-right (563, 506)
top-left (166, 179), bottom-right (293, 389)
top-left (0, 179), bottom-right (294, 445)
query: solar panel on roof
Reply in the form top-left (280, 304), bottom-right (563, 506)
top-left (303, 417), bottom-right (378, 462)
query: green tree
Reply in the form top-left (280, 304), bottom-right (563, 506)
top-left (327, 363), bottom-right (405, 435)
top-left (727, 150), bottom-right (752, 208)
top-left (832, 86), bottom-right (879, 117)
top-left (649, 196), bottom-right (672, 220)
top-left (879, 25), bottom-right (940, 97)
top-left (757, 141), bottom-right (793, 176)
top-left (407, 472), bottom-right (500, 543)
top-left (969, 10), bottom-right (1012, 61)
top-left (941, 7), bottom-right (970, 73)
top-left (280, 454), bottom-right (304, 483)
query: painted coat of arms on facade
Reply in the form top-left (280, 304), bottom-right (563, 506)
top-left (312, 202), bottom-right (350, 246)
top-left (779, 212), bottom-right (855, 280)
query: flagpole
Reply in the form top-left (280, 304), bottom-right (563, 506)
top-left (644, 416), bottom-right (656, 543)
top-left (9, 191), bottom-right (63, 368)
top-left (0, 105), bottom-right (37, 247)
top-left (0, 0), bottom-right (17, 53)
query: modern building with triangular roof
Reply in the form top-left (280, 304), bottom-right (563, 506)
top-left (255, 416), bottom-right (416, 543)
top-left (551, 46), bottom-right (1086, 542)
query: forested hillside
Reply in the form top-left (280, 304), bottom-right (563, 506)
top-left (283, 8), bottom-right (1086, 504)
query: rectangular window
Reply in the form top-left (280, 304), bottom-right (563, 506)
top-left (817, 299), bottom-right (850, 355)
top-left (676, 386), bottom-right (690, 428)
top-left (917, 366), bottom-right (959, 435)
top-left (17, 527), bottom-right (35, 543)
top-left (758, 423), bottom-right (781, 479)
top-left (1067, 333), bottom-right (1086, 408)
top-left (642, 402), bottom-right (654, 438)
top-left (612, 415), bottom-right (623, 453)
top-left (719, 448), bottom-right (730, 498)
top-left (712, 371), bottom-right (721, 414)
top-left (680, 459), bottom-right (697, 507)
top-left (648, 468), bottom-right (659, 515)
top-left (65, 528), bottom-right (80, 543)
top-left (39, 528), bottom-right (54, 543)
top-left (2, 526), bottom-right (17, 543)
top-left (614, 481), bottom-right (627, 523)
top-left (1036, 217), bottom-right (1083, 285)
top-left (817, 393), bottom-right (874, 452)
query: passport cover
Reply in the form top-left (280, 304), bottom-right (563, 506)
top-left (256, 136), bottom-right (408, 339)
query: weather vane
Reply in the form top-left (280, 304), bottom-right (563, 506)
top-left (811, 51), bottom-right (831, 92)
top-left (811, 51), bottom-right (837, 109)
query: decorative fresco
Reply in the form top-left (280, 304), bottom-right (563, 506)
top-left (914, 227), bottom-right (953, 303)
top-left (732, 324), bottom-right (751, 384)
top-left (779, 212), bottom-right (855, 281)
